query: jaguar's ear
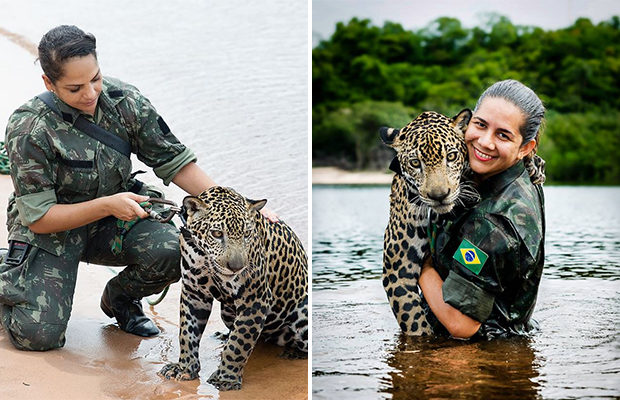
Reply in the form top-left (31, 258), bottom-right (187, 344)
top-left (183, 196), bottom-right (204, 217)
top-left (379, 127), bottom-right (400, 147)
top-left (247, 198), bottom-right (267, 213)
top-left (451, 109), bottom-right (472, 133)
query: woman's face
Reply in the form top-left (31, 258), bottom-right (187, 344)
top-left (465, 97), bottom-right (535, 180)
top-left (42, 54), bottom-right (102, 116)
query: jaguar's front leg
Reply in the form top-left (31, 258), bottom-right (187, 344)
top-left (208, 288), bottom-right (271, 391)
top-left (382, 177), bottom-right (433, 336)
top-left (383, 234), bottom-right (432, 335)
top-left (159, 285), bottom-right (213, 381)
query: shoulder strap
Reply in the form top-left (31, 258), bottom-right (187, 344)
top-left (37, 91), bottom-right (131, 158)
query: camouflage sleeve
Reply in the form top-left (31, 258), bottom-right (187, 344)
top-left (441, 215), bottom-right (519, 322)
top-left (6, 114), bottom-right (58, 226)
top-left (124, 88), bottom-right (197, 185)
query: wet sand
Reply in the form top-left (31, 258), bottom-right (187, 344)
top-left (0, 30), bottom-right (307, 400)
top-left (312, 167), bottom-right (392, 185)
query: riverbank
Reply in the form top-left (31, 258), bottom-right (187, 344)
top-left (0, 29), bottom-right (307, 400)
top-left (312, 167), bottom-right (392, 185)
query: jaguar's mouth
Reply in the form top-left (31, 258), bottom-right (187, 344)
top-left (216, 268), bottom-right (237, 277)
top-left (420, 189), bottom-right (460, 214)
top-left (431, 202), bottom-right (455, 214)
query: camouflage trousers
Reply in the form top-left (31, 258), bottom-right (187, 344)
top-left (0, 215), bottom-right (180, 351)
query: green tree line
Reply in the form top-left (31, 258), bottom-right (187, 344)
top-left (313, 15), bottom-right (620, 184)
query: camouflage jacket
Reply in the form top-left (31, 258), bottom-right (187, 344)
top-left (431, 160), bottom-right (545, 337)
top-left (4, 76), bottom-right (196, 256)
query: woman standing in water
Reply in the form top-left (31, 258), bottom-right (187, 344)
top-left (419, 79), bottom-right (546, 339)
top-left (0, 25), bottom-right (275, 350)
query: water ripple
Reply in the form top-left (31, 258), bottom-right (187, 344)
top-left (313, 186), bottom-right (620, 288)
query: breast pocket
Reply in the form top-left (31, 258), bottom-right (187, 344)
top-left (96, 147), bottom-right (132, 195)
top-left (56, 157), bottom-right (99, 202)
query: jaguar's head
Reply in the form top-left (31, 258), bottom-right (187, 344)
top-left (181, 186), bottom-right (266, 277)
top-left (380, 109), bottom-right (473, 214)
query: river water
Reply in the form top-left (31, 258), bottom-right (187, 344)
top-left (312, 185), bottom-right (620, 399)
top-left (0, 0), bottom-right (308, 246)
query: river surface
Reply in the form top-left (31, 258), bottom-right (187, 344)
top-left (0, 0), bottom-right (308, 246)
top-left (312, 185), bottom-right (620, 399)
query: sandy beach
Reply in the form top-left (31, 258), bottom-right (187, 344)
top-left (0, 30), bottom-right (307, 400)
top-left (312, 167), bottom-right (393, 185)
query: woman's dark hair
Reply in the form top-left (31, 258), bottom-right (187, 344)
top-left (38, 25), bottom-right (97, 83)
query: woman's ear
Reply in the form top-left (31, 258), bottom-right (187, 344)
top-left (518, 139), bottom-right (537, 160)
top-left (42, 74), bottom-right (54, 92)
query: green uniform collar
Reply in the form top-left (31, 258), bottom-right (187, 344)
top-left (478, 160), bottom-right (526, 198)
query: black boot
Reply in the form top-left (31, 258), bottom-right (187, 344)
top-left (100, 277), bottom-right (160, 337)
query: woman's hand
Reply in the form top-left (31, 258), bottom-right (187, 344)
top-left (29, 192), bottom-right (149, 234)
top-left (419, 256), bottom-right (481, 339)
top-left (260, 207), bottom-right (280, 223)
top-left (104, 192), bottom-right (150, 221)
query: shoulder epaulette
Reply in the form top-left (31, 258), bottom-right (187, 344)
top-left (108, 89), bottom-right (124, 98)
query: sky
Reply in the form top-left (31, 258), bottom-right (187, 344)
top-left (312, 0), bottom-right (620, 46)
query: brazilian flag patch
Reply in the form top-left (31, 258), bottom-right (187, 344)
top-left (453, 238), bottom-right (488, 275)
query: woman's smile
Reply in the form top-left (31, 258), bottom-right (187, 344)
top-left (472, 146), bottom-right (495, 162)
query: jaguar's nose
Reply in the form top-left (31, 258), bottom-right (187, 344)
top-left (428, 189), bottom-right (450, 202)
top-left (226, 253), bottom-right (245, 272)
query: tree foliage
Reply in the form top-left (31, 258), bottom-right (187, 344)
top-left (313, 15), bottom-right (620, 184)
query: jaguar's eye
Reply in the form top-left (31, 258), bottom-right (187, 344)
top-left (446, 151), bottom-right (458, 162)
top-left (211, 230), bottom-right (223, 239)
top-left (244, 224), bottom-right (254, 238)
top-left (411, 159), bottom-right (421, 168)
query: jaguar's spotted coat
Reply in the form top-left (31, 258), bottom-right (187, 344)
top-left (159, 187), bottom-right (307, 390)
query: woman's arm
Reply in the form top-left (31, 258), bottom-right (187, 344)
top-left (29, 192), bottom-right (150, 234)
top-left (171, 162), bottom-right (217, 196)
top-left (419, 256), bottom-right (481, 339)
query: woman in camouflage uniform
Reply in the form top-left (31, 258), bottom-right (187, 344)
top-left (419, 80), bottom-right (546, 339)
top-left (0, 25), bottom-right (275, 351)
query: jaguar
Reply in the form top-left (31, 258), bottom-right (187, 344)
top-left (380, 109), bottom-right (477, 336)
top-left (159, 186), bottom-right (308, 390)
